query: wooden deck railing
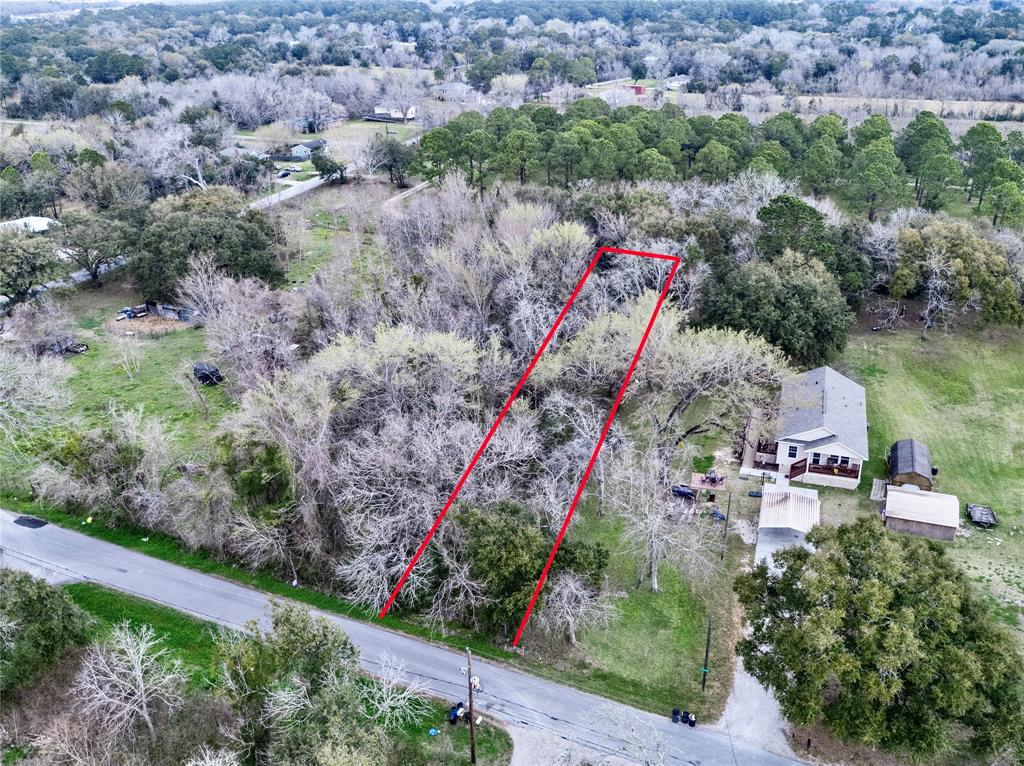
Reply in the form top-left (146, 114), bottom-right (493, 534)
top-left (808, 463), bottom-right (860, 479)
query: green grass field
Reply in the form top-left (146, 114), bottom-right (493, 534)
top-left (63, 584), bottom-right (512, 765)
top-left (235, 119), bottom-right (419, 164)
top-left (838, 326), bottom-right (1024, 627)
top-left (573, 504), bottom-right (737, 719)
top-left (66, 583), bottom-right (220, 687)
top-left (58, 283), bottom-right (233, 453)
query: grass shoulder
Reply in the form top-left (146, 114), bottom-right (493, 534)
top-left (62, 583), bottom-right (512, 765)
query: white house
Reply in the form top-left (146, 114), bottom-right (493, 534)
top-left (0, 216), bottom-right (57, 234)
top-left (289, 139), bottom-right (327, 160)
top-left (372, 104), bottom-right (417, 121)
top-left (745, 366), bottom-right (868, 490)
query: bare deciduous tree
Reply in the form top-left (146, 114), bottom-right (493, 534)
top-left (359, 652), bottom-right (430, 731)
top-left (597, 705), bottom-right (673, 766)
top-left (115, 333), bottom-right (142, 381)
top-left (608, 442), bottom-right (724, 593)
top-left (185, 746), bottom-right (242, 766)
top-left (0, 350), bottom-right (70, 445)
top-left (32, 716), bottom-right (117, 766)
top-left (176, 252), bottom-right (221, 325)
top-left (204, 277), bottom-right (296, 391)
top-left (73, 622), bottom-right (185, 744)
top-left (537, 572), bottom-right (613, 645)
top-left (3, 296), bottom-right (75, 357)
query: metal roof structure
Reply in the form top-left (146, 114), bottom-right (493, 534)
top-left (758, 485), bottom-right (821, 534)
top-left (0, 216), bottom-right (57, 234)
top-left (884, 485), bottom-right (959, 528)
top-left (888, 439), bottom-right (932, 479)
top-left (777, 366), bottom-right (868, 458)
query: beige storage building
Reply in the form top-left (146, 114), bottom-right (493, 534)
top-left (883, 485), bottom-right (959, 541)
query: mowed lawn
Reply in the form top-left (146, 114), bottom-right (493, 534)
top-left (839, 326), bottom-right (1024, 619)
top-left (571, 501), bottom-right (736, 720)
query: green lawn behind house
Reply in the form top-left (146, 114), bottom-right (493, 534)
top-left (838, 326), bottom-right (1024, 625)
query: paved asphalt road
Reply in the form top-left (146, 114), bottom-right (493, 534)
top-left (0, 510), bottom-right (802, 766)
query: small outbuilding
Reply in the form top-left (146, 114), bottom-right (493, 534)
top-left (884, 484), bottom-right (959, 541)
top-left (758, 485), bottom-right (821, 534)
top-left (754, 486), bottom-right (820, 572)
top-left (887, 439), bottom-right (935, 491)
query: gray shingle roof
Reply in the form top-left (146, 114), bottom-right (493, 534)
top-left (776, 366), bottom-right (868, 458)
top-left (888, 439), bottom-right (932, 479)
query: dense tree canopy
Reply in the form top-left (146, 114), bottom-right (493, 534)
top-left (132, 187), bottom-right (284, 301)
top-left (700, 249), bottom-right (853, 366)
top-left (735, 517), bottom-right (1024, 762)
top-left (0, 570), bottom-right (91, 693)
top-left (0, 231), bottom-right (57, 301)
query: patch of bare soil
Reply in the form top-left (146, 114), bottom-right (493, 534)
top-left (103, 313), bottom-right (188, 336)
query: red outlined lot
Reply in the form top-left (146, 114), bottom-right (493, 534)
top-left (378, 247), bottom-right (682, 647)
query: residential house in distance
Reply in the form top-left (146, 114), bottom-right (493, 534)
top-left (218, 146), bottom-right (269, 162)
top-left (0, 216), bottom-right (57, 234)
top-left (367, 104), bottom-right (417, 122)
top-left (883, 484), bottom-right (959, 541)
top-left (289, 139), bottom-right (327, 160)
top-left (743, 366), bottom-right (868, 490)
top-left (887, 439), bottom-right (936, 491)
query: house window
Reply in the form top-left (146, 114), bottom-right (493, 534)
top-left (840, 456), bottom-right (850, 467)
top-left (827, 454), bottom-right (840, 466)
top-left (788, 445), bottom-right (798, 459)
top-left (811, 452), bottom-right (821, 465)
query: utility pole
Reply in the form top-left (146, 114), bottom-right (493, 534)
top-left (721, 491), bottom-right (731, 560)
top-left (466, 647), bottom-right (477, 764)
top-left (701, 614), bottom-right (712, 691)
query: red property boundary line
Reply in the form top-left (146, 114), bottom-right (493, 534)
top-left (378, 246), bottom-right (682, 647)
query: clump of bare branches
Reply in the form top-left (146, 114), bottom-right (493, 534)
top-left (176, 252), bottom-right (221, 325)
top-left (185, 746), bottom-right (241, 766)
top-left (114, 333), bottom-right (142, 380)
top-left (0, 349), bottom-right (71, 445)
top-left (359, 652), bottom-right (430, 731)
top-left (204, 277), bottom-right (296, 393)
top-left (73, 622), bottom-right (185, 745)
top-left (3, 296), bottom-right (75, 357)
top-left (537, 572), bottom-right (613, 645)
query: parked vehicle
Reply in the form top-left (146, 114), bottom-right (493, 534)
top-left (193, 361), bottom-right (224, 385)
top-left (671, 485), bottom-right (695, 500)
top-left (277, 170), bottom-right (291, 178)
